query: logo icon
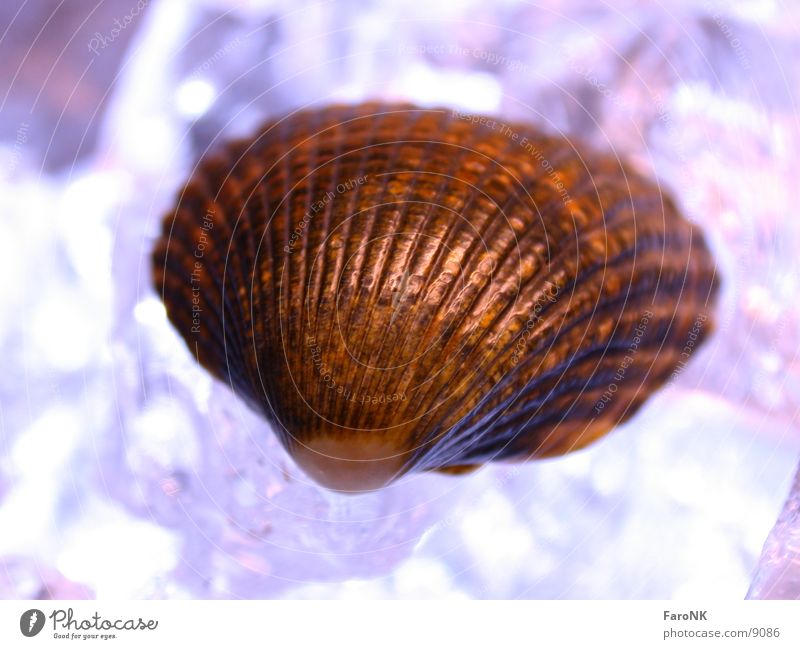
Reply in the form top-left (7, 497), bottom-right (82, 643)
top-left (20, 609), bottom-right (45, 637)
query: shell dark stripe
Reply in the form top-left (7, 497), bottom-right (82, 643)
top-left (428, 355), bottom-right (661, 466)
top-left (448, 297), bottom-right (705, 450)
top-left (299, 111), bottom-right (340, 359)
top-left (390, 218), bottom-right (687, 425)
top-left (335, 140), bottom-right (442, 402)
top-left (421, 256), bottom-right (700, 437)
top-left (308, 112), bottom-right (393, 383)
top-left (347, 134), bottom-right (502, 396)
top-left (368, 235), bottom-right (708, 458)
top-left (153, 102), bottom-right (719, 490)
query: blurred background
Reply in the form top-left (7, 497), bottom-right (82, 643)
top-left (1, 0), bottom-right (799, 599)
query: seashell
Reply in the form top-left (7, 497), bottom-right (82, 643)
top-left (152, 103), bottom-right (719, 491)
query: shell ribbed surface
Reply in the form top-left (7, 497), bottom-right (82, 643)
top-left (152, 103), bottom-right (719, 490)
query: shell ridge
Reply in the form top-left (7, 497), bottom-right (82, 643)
top-left (300, 109), bottom-right (406, 435)
top-left (351, 129), bottom-right (507, 426)
top-left (214, 181), bottom-right (269, 392)
top-left (321, 114), bottom-right (436, 423)
top-left (359, 130), bottom-right (529, 413)
top-left (284, 109), bottom-right (329, 428)
top-left (160, 215), bottom-right (251, 382)
top-left (366, 152), bottom-right (520, 425)
top-left (433, 291), bottom-right (703, 463)
top-left (252, 116), bottom-right (300, 425)
top-left (428, 318), bottom-right (696, 468)
top-left (403, 228), bottom-right (699, 464)
top-left (379, 142), bottom-right (559, 428)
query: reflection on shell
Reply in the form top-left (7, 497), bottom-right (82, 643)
top-left (152, 103), bottom-right (719, 491)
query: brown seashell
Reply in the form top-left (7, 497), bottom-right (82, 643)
top-left (152, 103), bottom-right (719, 491)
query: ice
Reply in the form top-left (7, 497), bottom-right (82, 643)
top-left (1, 0), bottom-right (799, 599)
top-left (748, 466), bottom-right (800, 599)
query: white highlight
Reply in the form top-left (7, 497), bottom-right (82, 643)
top-left (175, 79), bottom-right (216, 118)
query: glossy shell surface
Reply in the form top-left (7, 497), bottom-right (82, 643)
top-left (152, 103), bottom-right (719, 491)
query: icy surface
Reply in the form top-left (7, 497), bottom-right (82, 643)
top-left (748, 466), bottom-right (800, 599)
top-left (1, 0), bottom-right (800, 598)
